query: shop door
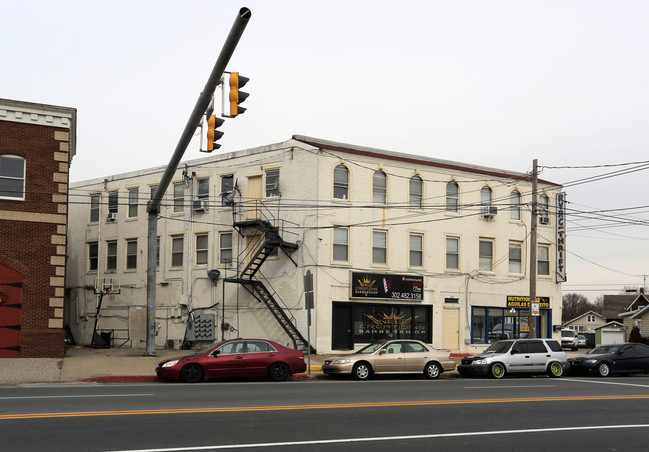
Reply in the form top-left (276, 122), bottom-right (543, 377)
top-left (332, 304), bottom-right (353, 350)
top-left (247, 175), bottom-right (262, 220)
top-left (0, 265), bottom-right (23, 358)
top-left (442, 309), bottom-right (460, 350)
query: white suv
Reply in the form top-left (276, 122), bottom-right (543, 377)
top-left (457, 339), bottom-right (569, 379)
top-left (561, 329), bottom-right (578, 351)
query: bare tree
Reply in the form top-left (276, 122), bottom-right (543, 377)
top-left (562, 293), bottom-right (592, 323)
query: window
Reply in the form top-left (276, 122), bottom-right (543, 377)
top-left (196, 177), bottom-right (209, 200)
top-left (481, 186), bottom-right (492, 206)
top-left (587, 314), bottom-right (596, 323)
top-left (444, 297), bottom-right (460, 304)
top-left (539, 194), bottom-right (549, 216)
top-left (446, 237), bottom-right (459, 270)
top-left (171, 235), bottom-right (184, 268)
top-left (446, 181), bottom-right (459, 213)
top-left (333, 226), bottom-right (349, 262)
top-left (128, 188), bottom-right (139, 218)
top-left (106, 240), bottom-right (117, 271)
top-left (479, 239), bottom-right (494, 272)
top-left (108, 191), bottom-right (118, 215)
top-left (265, 169), bottom-right (280, 197)
top-left (173, 182), bottom-right (184, 213)
top-left (409, 233), bottom-right (423, 267)
top-left (126, 239), bottom-right (138, 270)
top-left (538, 244), bottom-right (550, 276)
top-left (150, 185), bottom-right (159, 199)
top-left (221, 174), bottom-right (234, 206)
top-left (510, 190), bottom-right (521, 221)
top-left (88, 242), bottom-right (98, 272)
top-left (409, 176), bottom-right (423, 209)
top-left (196, 233), bottom-right (208, 266)
top-left (0, 155), bottom-right (25, 199)
top-left (333, 164), bottom-right (349, 200)
top-left (219, 232), bottom-right (233, 264)
top-left (372, 230), bottom-right (387, 265)
top-left (509, 242), bottom-right (522, 274)
top-left (373, 170), bottom-right (387, 204)
top-left (90, 194), bottom-right (100, 222)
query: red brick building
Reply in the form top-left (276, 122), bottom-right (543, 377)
top-left (0, 98), bottom-right (76, 358)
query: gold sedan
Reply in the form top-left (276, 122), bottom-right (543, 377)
top-left (322, 339), bottom-right (456, 380)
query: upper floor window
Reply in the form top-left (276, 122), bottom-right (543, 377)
top-left (126, 239), bottom-right (138, 270)
top-left (88, 241), bottom-right (98, 272)
top-left (90, 194), bottom-right (100, 222)
top-left (409, 176), bottom-right (423, 209)
top-left (0, 155), bottom-right (25, 200)
top-left (219, 231), bottom-right (233, 264)
top-left (480, 186), bottom-right (492, 206)
top-left (173, 182), bottom-right (184, 213)
top-left (409, 233), bottom-right (423, 267)
top-left (587, 314), bottom-right (596, 323)
top-left (538, 244), bottom-right (550, 276)
top-left (106, 240), bottom-right (117, 272)
top-left (479, 239), bottom-right (494, 272)
top-left (509, 241), bottom-right (523, 274)
top-left (150, 185), bottom-right (159, 199)
top-left (510, 190), bottom-right (521, 221)
top-left (108, 191), bottom-right (118, 215)
top-left (196, 177), bottom-right (209, 200)
top-left (171, 235), bottom-right (184, 268)
top-left (539, 194), bottom-right (550, 223)
top-left (196, 233), bottom-right (208, 266)
top-left (446, 236), bottom-right (459, 270)
top-left (446, 181), bottom-right (459, 213)
top-left (373, 170), bottom-right (387, 204)
top-left (221, 174), bottom-right (234, 206)
top-left (372, 229), bottom-right (388, 265)
top-left (333, 226), bottom-right (349, 262)
top-left (127, 188), bottom-right (139, 218)
top-left (266, 169), bottom-right (280, 197)
top-left (333, 164), bottom-right (349, 200)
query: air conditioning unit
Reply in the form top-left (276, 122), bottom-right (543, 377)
top-left (481, 206), bottom-right (498, 219)
top-left (539, 215), bottom-right (550, 225)
top-left (106, 212), bottom-right (117, 221)
top-left (193, 199), bottom-right (208, 212)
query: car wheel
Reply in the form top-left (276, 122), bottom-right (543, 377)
top-left (424, 362), bottom-right (441, 380)
top-left (268, 362), bottom-right (290, 382)
top-left (180, 364), bottom-right (204, 383)
top-left (597, 362), bottom-right (610, 377)
top-left (353, 362), bottom-right (372, 381)
top-left (547, 362), bottom-right (564, 378)
top-left (490, 363), bottom-right (506, 379)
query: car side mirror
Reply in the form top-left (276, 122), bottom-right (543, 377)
top-left (511, 349), bottom-right (519, 355)
top-left (378, 349), bottom-right (387, 355)
top-left (212, 350), bottom-right (220, 357)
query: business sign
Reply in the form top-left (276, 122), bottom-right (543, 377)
top-left (351, 272), bottom-right (423, 301)
top-left (506, 295), bottom-right (550, 309)
top-left (556, 192), bottom-right (567, 283)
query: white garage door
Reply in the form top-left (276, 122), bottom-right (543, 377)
top-left (601, 329), bottom-right (625, 344)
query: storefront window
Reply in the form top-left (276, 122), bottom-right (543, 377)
top-left (471, 306), bottom-right (551, 344)
top-left (472, 308), bottom-right (486, 343)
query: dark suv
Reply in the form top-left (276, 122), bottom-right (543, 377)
top-left (457, 339), bottom-right (569, 379)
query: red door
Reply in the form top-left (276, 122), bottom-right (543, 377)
top-left (0, 265), bottom-right (23, 358)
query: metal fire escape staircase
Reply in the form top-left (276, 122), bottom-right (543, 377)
top-left (225, 200), bottom-right (315, 354)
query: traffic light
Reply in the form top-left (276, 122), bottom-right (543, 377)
top-left (206, 114), bottom-right (224, 152)
top-left (229, 72), bottom-right (249, 117)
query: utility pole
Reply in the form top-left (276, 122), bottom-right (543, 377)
top-left (144, 8), bottom-right (251, 356)
top-left (529, 159), bottom-right (538, 339)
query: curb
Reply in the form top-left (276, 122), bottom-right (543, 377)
top-left (82, 372), bottom-right (321, 383)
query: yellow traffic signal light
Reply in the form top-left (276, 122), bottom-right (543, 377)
top-left (206, 115), bottom-right (224, 152)
top-left (229, 72), bottom-right (249, 117)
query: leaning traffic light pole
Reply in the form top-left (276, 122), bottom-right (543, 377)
top-left (145, 7), bottom-right (251, 356)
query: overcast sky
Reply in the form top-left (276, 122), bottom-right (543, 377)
top-left (4, 1), bottom-right (649, 301)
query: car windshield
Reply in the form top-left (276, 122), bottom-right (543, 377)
top-left (589, 345), bottom-right (619, 355)
top-left (484, 341), bottom-right (513, 353)
top-left (561, 331), bottom-right (575, 337)
top-left (356, 341), bottom-right (388, 354)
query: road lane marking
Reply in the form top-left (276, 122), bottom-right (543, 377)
top-left (0, 394), bottom-right (153, 400)
top-left (109, 424), bottom-right (649, 451)
top-left (463, 385), bottom-right (557, 389)
top-left (563, 378), bottom-right (649, 388)
top-left (1, 394), bottom-right (649, 420)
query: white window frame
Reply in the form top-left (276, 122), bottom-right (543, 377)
top-left (446, 181), bottom-right (459, 213)
top-left (446, 236), bottom-right (460, 270)
top-left (333, 164), bottom-right (349, 200)
top-left (372, 229), bottom-right (388, 265)
top-left (88, 241), bottom-right (98, 272)
top-left (173, 182), bottom-right (184, 213)
top-left (106, 240), bottom-right (118, 272)
top-left (90, 194), bottom-right (100, 222)
top-left (538, 244), bottom-right (550, 276)
top-left (195, 233), bottom-right (209, 266)
top-left (127, 188), bottom-right (139, 218)
top-left (125, 239), bottom-right (138, 270)
top-left (0, 155), bottom-right (26, 200)
top-left (171, 235), bottom-right (184, 268)
top-left (510, 190), bottom-right (521, 221)
top-left (409, 232), bottom-right (423, 268)
top-left (372, 170), bottom-right (387, 204)
top-left (265, 169), bottom-right (280, 198)
top-left (479, 239), bottom-right (494, 272)
top-left (219, 231), bottom-right (233, 264)
top-left (196, 177), bottom-right (209, 200)
top-left (108, 191), bottom-right (118, 216)
top-left (332, 226), bottom-right (349, 263)
top-left (409, 175), bottom-right (423, 209)
top-left (508, 241), bottom-right (523, 274)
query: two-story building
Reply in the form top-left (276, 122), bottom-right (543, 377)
top-left (65, 135), bottom-right (564, 354)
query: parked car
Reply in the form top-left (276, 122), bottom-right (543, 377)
top-left (457, 338), bottom-right (569, 379)
top-left (561, 329), bottom-right (578, 351)
top-left (322, 339), bottom-right (456, 380)
top-left (568, 343), bottom-right (649, 377)
top-left (577, 335), bottom-right (587, 348)
top-left (156, 338), bottom-right (307, 382)
top-left (488, 322), bottom-right (529, 340)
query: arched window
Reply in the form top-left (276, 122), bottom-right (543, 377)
top-left (0, 155), bottom-right (26, 200)
top-left (373, 170), bottom-right (387, 204)
top-left (446, 181), bottom-right (459, 213)
top-left (480, 186), bottom-right (492, 206)
top-left (510, 190), bottom-right (521, 221)
top-left (333, 164), bottom-right (349, 200)
top-left (409, 175), bottom-right (423, 209)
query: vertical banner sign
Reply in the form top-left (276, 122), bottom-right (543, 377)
top-left (556, 192), bottom-right (567, 283)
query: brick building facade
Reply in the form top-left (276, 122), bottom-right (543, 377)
top-left (0, 98), bottom-right (76, 358)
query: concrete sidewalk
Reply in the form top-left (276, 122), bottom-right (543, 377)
top-left (0, 346), bottom-right (326, 385)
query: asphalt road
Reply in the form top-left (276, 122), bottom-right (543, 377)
top-left (1, 375), bottom-right (649, 451)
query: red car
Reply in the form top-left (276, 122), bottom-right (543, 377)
top-left (156, 338), bottom-right (307, 383)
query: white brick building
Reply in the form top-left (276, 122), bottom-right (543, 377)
top-left (65, 136), bottom-right (564, 354)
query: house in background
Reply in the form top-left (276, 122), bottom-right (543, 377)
top-left (0, 98), bottom-right (76, 358)
top-left (562, 310), bottom-right (605, 333)
top-left (593, 321), bottom-right (626, 345)
top-left (601, 292), bottom-right (648, 323)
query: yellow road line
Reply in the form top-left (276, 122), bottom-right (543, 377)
top-left (2, 395), bottom-right (648, 421)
